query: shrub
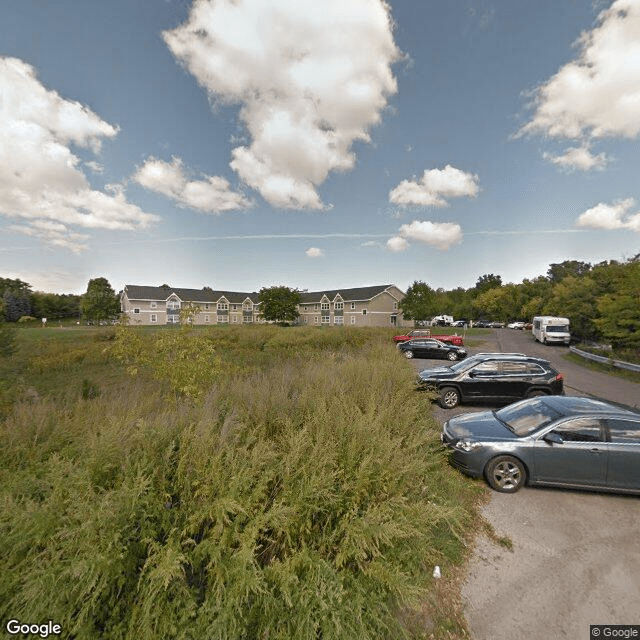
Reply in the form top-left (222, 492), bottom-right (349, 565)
top-left (0, 326), bottom-right (479, 639)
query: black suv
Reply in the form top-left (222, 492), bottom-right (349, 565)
top-left (417, 353), bottom-right (564, 408)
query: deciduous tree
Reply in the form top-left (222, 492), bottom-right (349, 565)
top-left (258, 286), bottom-right (301, 324)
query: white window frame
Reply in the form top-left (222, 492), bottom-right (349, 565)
top-left (334, 301), bottom-right (343, 310)
top-left (321, 302), bottom-right (330, 311)
top-left (150, 314), bottom-right (157, 323)
top-left (334, 316), bottom-right (343, 325)
top-left (350, 316), bottom-right (356, 325)
top-left (133, 308), bottom-right (140, 314)
top-left (351, 302), bottom-right (356, 310)
top-left (150, 302), bottom-right (157, 309)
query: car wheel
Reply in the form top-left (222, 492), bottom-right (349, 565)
top-left (485, 456), bottom-right (526, 493)
top-left (438, 387), bottom-right (460, 409)
top-left (447, 351), bottom-right (458, 361)
top-left (526, 389), bottom-right (547, 399)
top-left (404, 350), bottom-right (414, 359)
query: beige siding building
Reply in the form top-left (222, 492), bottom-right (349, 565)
top-left (120, 284), bottom-right (411, 327)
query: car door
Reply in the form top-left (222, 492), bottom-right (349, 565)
top-left (533, 417), bottom-right (607, 487)
top-left (499, 361), bottom-right (530, 400)
top-left (460, 360), bottom-right (504, 401)
top-left (603, 418), bottom-right (640, 491)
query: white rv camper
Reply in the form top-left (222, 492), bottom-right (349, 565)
top-left (532, 316), bottom-right (571, 345)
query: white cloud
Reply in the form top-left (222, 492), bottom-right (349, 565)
top-left (163, 0), bottom-right (401, 209)
top-left (0, 57), bottom-right (158, 250)
top-left (518, 1), bottom-right (640, 142)
top-left (305, 247), bottom-right (324, 258)
top-left (576, 198), bottom-right (640, 231)
top-left (389, 220), bottom-right (463, 251)
top-left (134, 156), bottom-right (252, 213)
top-left (386, 236), bottom-right (409, 252)
top-left (542, 144), bottom-right (608, 171)
top-left (389, 165), bottom-right (479, 207)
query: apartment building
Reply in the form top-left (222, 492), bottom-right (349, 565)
top-left (120, 283), bottom-right (410, 327)
top-left (120, 285), bottom-right (263, 326)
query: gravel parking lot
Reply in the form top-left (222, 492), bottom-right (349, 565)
top-left (406, 329), bottom-right (640, 640)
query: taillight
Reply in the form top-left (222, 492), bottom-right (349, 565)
top-left (555, 373), bottom-right (564, 381)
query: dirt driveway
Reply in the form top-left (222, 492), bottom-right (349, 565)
top-left (406, 330), bottom-right (640, 639)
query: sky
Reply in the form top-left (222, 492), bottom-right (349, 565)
top-left (1, 0), bottom-right (640, 295)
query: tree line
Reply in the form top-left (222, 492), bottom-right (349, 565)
top-left (0, 277), bottom-right (120, 324)
top-left (400, 256), bottom-right (640, 348)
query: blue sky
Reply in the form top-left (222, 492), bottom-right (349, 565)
top-left (1, 0), bottom-right (639, 295)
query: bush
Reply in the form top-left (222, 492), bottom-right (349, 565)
top-left (0, 327), bottom-right (479, 639)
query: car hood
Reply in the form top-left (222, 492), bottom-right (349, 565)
top-left (445, 411), bottom-right (518, 441)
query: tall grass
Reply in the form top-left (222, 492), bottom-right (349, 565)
top-left (0, 326), bottom-right (480, 639)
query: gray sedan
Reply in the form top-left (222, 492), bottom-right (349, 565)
top-left (441, 396), bottom-right (640, 493)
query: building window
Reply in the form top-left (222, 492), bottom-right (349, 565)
top-left (217, 302), bottom-right (228, 310)
top-left (362, 309), bottom-right (367, 315)
top-left (334, 316), bottom-right (343, 325)
top-left (350, 316), bottom-right (356, 325)
top-left (133, 308), bottom-right (140, 314)
top-left (321, 315), bottom-right (330, 324)
top-left (150, 314), bottom-right (157, 323)
top-left (167, 301), bottom-right (180, 311)
top-left (233, 316), bottom-right (238, 323)
top-left (314, 316), bottom-right (319, 324)
top-left (321, 302), bottom-right (330, 311)
top-left (393, 302), bottom-right (398, 310)
top-left (217, 315), bottom-right (229, 323)
top-left (351, 302), bottom-right (356, 310)
top-left (150, 302), bottom-right (157, 309)
top-left (334, 301), bottom-right (343, 310)
top-left (204, 315), bottom-right (210, 323)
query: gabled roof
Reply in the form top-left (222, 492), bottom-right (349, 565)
top-left (123, 285), bottom-right (261, 304)
top-left (298, 284), bottom-right (399, 303)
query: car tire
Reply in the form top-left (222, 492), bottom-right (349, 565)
top-left (446, 351), bottom-right (458, 361)
top-left (526, 389), bottom-right (547, 399)
top-left (484, 456), bottom-right (526, 493)
top-left (404, 350), bottom-right (414, 359)
top-left (438, 387), bottom-right (460, 409)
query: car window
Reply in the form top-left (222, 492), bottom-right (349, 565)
top-left (501, 362), bottom-right (527, 374)
top-left (470, 361), bottom-right (500, 376)
top-left (525, 363), bottom-right (546, 375)
top-left (551, 418), bottom-right (604, 442)
top-left (604, 418), bottom-right (640, 444)
top-left (495, 399), bottom-right (561, 436)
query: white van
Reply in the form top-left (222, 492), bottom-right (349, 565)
top-left (532, 316), bottom-right (571, 345)
top-left (431, 315), bottom-right (454, 326)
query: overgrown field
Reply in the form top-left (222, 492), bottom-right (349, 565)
top-left (0, 325), bottom-right (483, 639)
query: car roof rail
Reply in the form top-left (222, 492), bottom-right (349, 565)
top-left (472, 352), bottom-right (527, 357)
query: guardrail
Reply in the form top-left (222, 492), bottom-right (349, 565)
top-left (569, 346), bottom-right (640, 373)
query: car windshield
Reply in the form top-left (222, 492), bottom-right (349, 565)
top-left (495, 399), bottom-right (562, 436)
top-left (547, 325), bottom-right (569, 333)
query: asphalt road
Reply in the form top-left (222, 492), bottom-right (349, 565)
top-left (406, 329), bottom-right (640, 640)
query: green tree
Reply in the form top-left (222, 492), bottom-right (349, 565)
top-left (398, 281), bottom-right (437, 324)
top-left (544, 276), bottom-right (599, 340)
top-left (546, 260), bottom-right (591, 284)
top-left (594, 261), bottom-right (640, 347)
top-left (474, 274), bottom-right (502, 295)
top-left (258, 286), bottom-right (301, 324)
top-left (81, 278), bottom-right (120, 323)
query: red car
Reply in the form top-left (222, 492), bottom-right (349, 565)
top-left (393, 329), bottom-right (463, 347)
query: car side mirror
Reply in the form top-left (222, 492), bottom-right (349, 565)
top-left (543, 432), bottom-right (563, 445)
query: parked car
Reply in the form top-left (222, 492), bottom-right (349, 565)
top-left (473, 320), bottom-right (490, 328)
top-left (393, 329), bottom-right (463, 346)
top-left (489, 321), bottom-right (505, 328)
top-left (417, 353), bottom-right (563, 408)
top-left (452, 319), bottom-right (468, 327)
top-left (441, 395), bottom-right (640, 494)
top-left (398, 338), bottom-right (467, 361)
top-left (507, 321), bottom-right (526, 329)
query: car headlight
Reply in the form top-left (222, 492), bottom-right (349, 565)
top-left (454, 439), bottom-right (484, 452)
